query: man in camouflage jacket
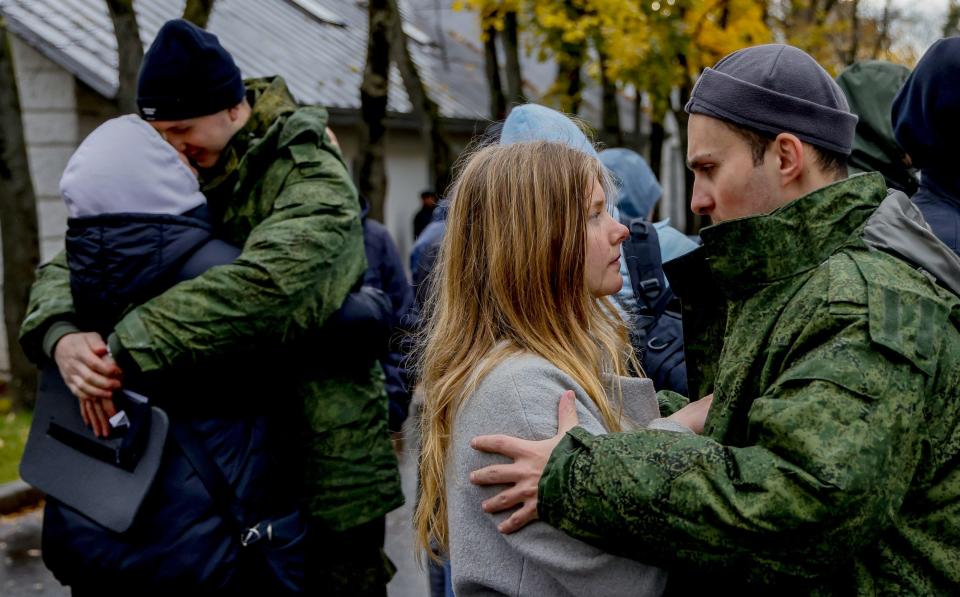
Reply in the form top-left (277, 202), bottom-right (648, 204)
top-left (471, 45), bottom-right (960, 594)
top-left (20, 20), bottom-right (401, 593)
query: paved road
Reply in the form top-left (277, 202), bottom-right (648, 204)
top-left (0, 508), bottom-right (67, 596)
top-left (386, 411), bottom-right (430, 597)
top-left (0, 410), bottom-right (429, 597)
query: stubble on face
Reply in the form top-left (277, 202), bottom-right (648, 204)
top-left (687, 115), bottom-right (780, 224)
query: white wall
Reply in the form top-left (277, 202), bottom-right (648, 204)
top-left (11, 37), bottom-right (78, 263)
top-left (335, 127), bottom-right (430, 272)
top-left (0, 38), bottom-right (80, 375)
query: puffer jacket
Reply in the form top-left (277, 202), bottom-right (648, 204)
top-left (46, 208), bottom-right (288, 592)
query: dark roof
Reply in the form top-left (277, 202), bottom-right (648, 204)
top-left (0, 0), bottom-right (490, 122)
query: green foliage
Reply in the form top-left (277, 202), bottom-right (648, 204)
top-left (0, 410), bottom-right (31, 485)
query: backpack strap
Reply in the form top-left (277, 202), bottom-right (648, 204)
top-left (621, 218), bottom-right (673, 319)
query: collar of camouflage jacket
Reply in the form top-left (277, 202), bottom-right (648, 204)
top-left (698, 172), bottom-right (887, 297)
top-left (200, 76), bottom-right (299, 195)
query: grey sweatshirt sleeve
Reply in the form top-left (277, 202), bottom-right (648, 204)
top-left (448, 354), bottom-right (667, 597)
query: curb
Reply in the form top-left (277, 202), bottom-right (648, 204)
top-left (0, 479), bottom-right (43, 514)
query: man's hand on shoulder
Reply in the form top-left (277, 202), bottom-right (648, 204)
top-left (53, 332), bottom-right (121, 437)
top-left (470, 390), bottom-right (580, 534)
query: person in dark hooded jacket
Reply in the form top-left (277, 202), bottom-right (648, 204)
top-left (836, 61), bottom-right (917, 196)
top-left (51, 113), bottom-right (294, 593)
top-left (360, 199), bottom-right (414, 432)
top-left (892, 37), bottom-right (960, 256)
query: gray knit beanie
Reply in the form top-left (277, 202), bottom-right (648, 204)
top-left (685, 44), bottom-right (858, 155)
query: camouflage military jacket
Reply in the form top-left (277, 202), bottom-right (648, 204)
top-left (539, 173), bottom-right (960, 594)
top-left (20, 77), bottom-right (402, 531)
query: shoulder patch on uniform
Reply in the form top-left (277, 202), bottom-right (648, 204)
top-left (835, 248), bottom-right (950, 377)
top-left (288, 142), bottom-right (323, 166)
top-left (865, 283), bottom-right (942, 377)
top-left (828, 252), bottom-right (867, 313)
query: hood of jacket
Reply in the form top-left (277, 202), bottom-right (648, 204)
top-left (599, 148), bottom-right (663, 221)
top-left (836, 61), bottom-right (917, 195)
top-left (60, 114), bottom-right (206, 219)
top-left (862, 188), bottom-right (960, 298)
top-left (892, 37), bottom-right (960, 199)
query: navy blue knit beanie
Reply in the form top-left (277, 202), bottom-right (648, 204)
top-left (891, 37), bottom-right (960, 170)
top-left (137, 19), bottom-right (245, 121)
top-left (685, 44), bottom-right (858, 155)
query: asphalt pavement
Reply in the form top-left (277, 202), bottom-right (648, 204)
top-left (0, 508), bottom-right (67, 596)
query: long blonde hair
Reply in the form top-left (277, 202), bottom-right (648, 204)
top-left (413, 141), bottom-right (635, 558)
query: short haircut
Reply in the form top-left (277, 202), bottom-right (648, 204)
top-left (722, 121), bottom-right (848, 180)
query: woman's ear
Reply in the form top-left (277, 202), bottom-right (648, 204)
top-left (773, 132), bottom-right (805, 187)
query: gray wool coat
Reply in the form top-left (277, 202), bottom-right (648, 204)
top-left (447, 352), bottom-right (688, 597)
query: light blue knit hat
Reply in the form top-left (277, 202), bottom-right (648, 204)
top-left (499, 104), bottom-right (598, 157)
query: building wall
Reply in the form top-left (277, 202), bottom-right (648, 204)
top-left (335, 128), bottom-right (432, 270)
top-left (0, 37), bottom-right (82, 374)
top-left (10, 36), bottom-right (79, 264)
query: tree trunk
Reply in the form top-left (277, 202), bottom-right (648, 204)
top-left (673, 81), bottom-right (702, 235)
top-left (483, 23), bottom-right (506, 120)
top-left (356, 0), bottom-right (393, 222)
top-left (944, 0), bottom-right (960, 37)
top-left (598, 50), bottom-right (622, 147)
top-left (105, 0), bottom-right (143, 113)
top-left (632, 92), bottom-right (644, 152)
top-left (648, 119), bottom-right (666, 221)
top-left (847, 0), bottom-right (861, 64)
top-left (503, 11), bottom-right (522, 111)
top-left (649, 120), bottom-right (665, 189)
top-left (182, 0), bottom-right (216, 28)
top-left (387, 0), bottom-right (452, 196)
top-left (0, 24), bottom-right (40, 410)
top-left (555, 47), bottom-right (584, 114)
top-left (872, 0), bottom-right (893, 58)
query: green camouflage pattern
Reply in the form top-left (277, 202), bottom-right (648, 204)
top-left (20, 77), bottom-right (402, 531)
top-left (540, 173), bottom-right (960, 594)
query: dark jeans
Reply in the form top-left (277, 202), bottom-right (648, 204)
top-left (307, 516), bottom-right (395, 596)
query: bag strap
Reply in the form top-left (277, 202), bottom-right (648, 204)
top-left (168, 422), bottom-right (267, 546)
top-left (622, 218), bottom-right (673, 320)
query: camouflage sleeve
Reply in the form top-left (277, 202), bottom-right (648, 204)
top-left (18, 250), bottom-right (76, 364)
top-left (111, 150), bottom-right (366, 374)
top-left (539, 316), bottom-right (926, 582)
top-left (655, 389), bottom-right (688, 416)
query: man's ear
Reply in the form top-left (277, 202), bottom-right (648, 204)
top-left (227, 98), bottom-right (248, 123)
top-left (773, 132), bottom-right (805, 187)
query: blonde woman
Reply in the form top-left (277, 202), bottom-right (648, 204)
top-left (415, 139), bottom-right (697, 597)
